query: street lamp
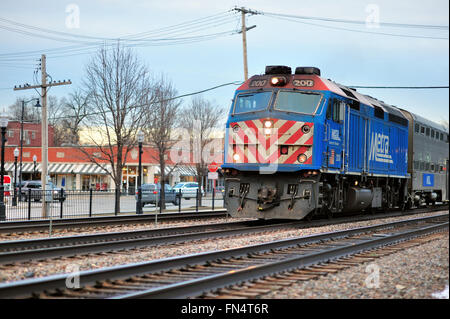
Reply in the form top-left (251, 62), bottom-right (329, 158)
top-left (0, 114), bottom-right (9, 221)
top-left (33, 154), bottom-right (37, 180)
top-left (18, 98), bottom-right (40, 203)
top-left (136, 130), bottom-right (144, 215)
top-left (12, 148), bottom-right (19, 206)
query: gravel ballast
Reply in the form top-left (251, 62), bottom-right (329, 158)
top-left (0, 210), bottom-right (447, 299)
top-left (264, 232), bottom-right (449, 299)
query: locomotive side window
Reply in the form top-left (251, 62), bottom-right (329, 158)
top-left (233, 91), bottom-right (272, 114)
top-left (325, 99), bottom-right (344, 123)
top-left (274, 91), bottom-right (322, 114)
top-left (332, 100), bottom-right (344, 123)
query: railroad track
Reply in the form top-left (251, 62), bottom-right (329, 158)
top-left (0, 207), bottom-right (446, 265)
top-left (0, 209), bottom-right (228, 235)
top-left (0, 213), bottom-right (447, 299)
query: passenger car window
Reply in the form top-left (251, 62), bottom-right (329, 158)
top-left (426, 127), bottom-right (430, 136)
top-left (414, 124), bottom-right (420, 133)
top-left (420, 126), bottom-right (425, 135)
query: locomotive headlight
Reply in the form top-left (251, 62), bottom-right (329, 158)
top-left (264, 120), bottom-right (272, 128)
top-left (264, 128), bottom-right (271, 135)
top-left (270, 76), bottom-right (287, 86)
top-left (233, 153), bottom-right (240, 161)
top-left (297, 153), bottom-right (308, 163)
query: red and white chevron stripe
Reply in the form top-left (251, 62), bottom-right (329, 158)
top-left (227, 118), bottom-right (314, 165)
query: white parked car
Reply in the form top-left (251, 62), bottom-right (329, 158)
top-left (172, 182), bottom-right (205, 199)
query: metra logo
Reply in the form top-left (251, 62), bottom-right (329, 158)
top-left (369, 132), bottom-right (393, 164)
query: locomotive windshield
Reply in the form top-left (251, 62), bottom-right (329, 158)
top-left (274, 91), bottom-right (322, 114)
top-left (233, 91), bottom-right (273, 114)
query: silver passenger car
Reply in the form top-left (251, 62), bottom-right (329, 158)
top-left (400, 110), bottom-right (449, 205)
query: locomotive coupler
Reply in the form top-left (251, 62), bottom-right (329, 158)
top-left (257, 186), bottom-right (279, 211)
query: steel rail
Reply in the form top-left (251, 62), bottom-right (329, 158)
top-left (0, 219), bottom-right (292, 264)
top-left (0, 213), bottom-right (447, 298)
top-left (120, 220), bottom-right (449, 299)
top-left (0, 209), bottom-right (227, 234)
top-left (0, 207), bottom-right (446, 265)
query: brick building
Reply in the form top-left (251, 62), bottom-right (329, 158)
top-left (4, 144), bottom-right (223, 192)
top-left (6, 121), bottom-right (55, 147)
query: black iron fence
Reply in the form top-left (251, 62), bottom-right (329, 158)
top-left (1, 188), bottom-right (225, 222)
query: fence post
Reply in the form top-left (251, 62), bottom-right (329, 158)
top-left (59, 189), bottom-right (64, 219)
top-left (196, 188), bottom-right (199, 212)
top-left (178, 189), bottom-right (181, 213)
top-left (89, 188), bottom-right (93, 217)
top-left (212, 186), bottom-right (215, 211)
top-left (27, 188), bottom-right (31, 220)
top-left (159, 188), bottom-right (162, 215)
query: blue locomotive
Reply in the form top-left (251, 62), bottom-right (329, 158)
top-left (221, 65), bottom-right (448, 220)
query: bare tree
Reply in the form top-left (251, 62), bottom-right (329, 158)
top-left (58, 90), bottom-right (90, 145)
top-left (80, 44), bottom-right (152, 214)
top-left (7, 97), bottom-right (41, 122)
top-left (179, 95), bottom-right (226, 205)
top-left (143, 76), bottom-right (181, 209)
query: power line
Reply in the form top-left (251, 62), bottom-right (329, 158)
top-left (349, 85), bottom-right (449, 89)
top-left (260, 11), bottom-right (449, 30)
top-left (0, 12), bottom-right (239, 60)
top-left (51, 81), bottom-right (243, 121)
top-left (263, 14), bottom-right (449, 40)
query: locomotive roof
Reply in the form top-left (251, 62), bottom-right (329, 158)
top-left (240, 72), bottom-right (409, 121)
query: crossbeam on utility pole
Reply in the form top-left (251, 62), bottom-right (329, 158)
top-left (233, 7), bottom-right (258, 81)
top-left (14, 54), bottom-right (71, 218)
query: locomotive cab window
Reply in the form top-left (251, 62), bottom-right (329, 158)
top-left (273, 91), bottom-right (322, 114)
top-left (233, 91), bottom-right (273, 114)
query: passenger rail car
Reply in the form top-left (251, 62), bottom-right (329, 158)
top-left (221, 65), bottom-right (449, 220)
top-left (400, 111), bottom-right (449, 207)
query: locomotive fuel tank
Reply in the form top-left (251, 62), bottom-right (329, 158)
top-left (343, 187), bottom-right (374, 212)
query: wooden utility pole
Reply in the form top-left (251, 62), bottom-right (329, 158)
top-left (234, 7), bottom-right (257, 81)
top-left (14, 54), bottom-right (71, 218)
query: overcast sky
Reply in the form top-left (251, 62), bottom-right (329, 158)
top-left (0, 0), bottom-right (448, 124)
